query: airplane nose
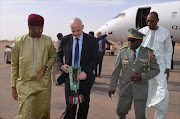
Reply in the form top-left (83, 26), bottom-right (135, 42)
top-left (96, 19), bottom-right (118, 41)
top-left (97, 18), bottom-right (129, 42)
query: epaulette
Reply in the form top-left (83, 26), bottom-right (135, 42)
top-left (119, 45), bottom-right (128, 50)
top-left (139, 46), bottom-right (147, 51)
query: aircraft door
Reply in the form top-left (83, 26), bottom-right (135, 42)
top-left (136, 8), bottom-right (151, 29)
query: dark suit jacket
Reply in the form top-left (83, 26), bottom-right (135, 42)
top-left (57, 32), bottom-right (98, 89)
top-left (102, 38), bottom-right (112, 55)
top-left (96, 34), bottom-right (112, 55)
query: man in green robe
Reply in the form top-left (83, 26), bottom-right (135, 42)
top-left (11, 14), bottom-right (56, 119)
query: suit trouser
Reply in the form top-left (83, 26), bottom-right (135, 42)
top-left (117, 96), bottom-right (147, 119)
top-left (95, 51), bottom-right (104, 76)
top-left (64, 79), bottom-right (91, 119)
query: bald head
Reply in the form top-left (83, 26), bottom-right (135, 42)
top-left (96, 32), bottom-right (102, 37)
top-left (70, 17), bottom-right (84, 38)
top-left (148, 12), bottom-right (159, 19)
top-left (70, 18), bottom-right (83, 27)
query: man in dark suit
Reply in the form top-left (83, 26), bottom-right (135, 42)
top-left (89, 31), bottom-right (112, 82)
top-left (57, 18), bottom-right (98, 119)
top-left (95, 31), bottom-right (112, 78)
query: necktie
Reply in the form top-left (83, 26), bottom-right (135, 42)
top-left (74, 38), bottom-right (79, 68)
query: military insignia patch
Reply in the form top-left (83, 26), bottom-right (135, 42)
top-left (129, 28), bottom-right (133, 34)
top-left (123, 60), bottom-right (129, 64)
top-left (141, 47), bottom-right (145, 51)
top-left (140, 59), bottom-right (148, 63)
top-left (124, 56), bottom-right (129, 60)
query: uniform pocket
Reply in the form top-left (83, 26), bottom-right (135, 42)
top-left (139, 62), bottom-right (149, 73)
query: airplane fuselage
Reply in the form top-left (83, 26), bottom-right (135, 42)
top-left (97, 1), bottom-right (180, 43)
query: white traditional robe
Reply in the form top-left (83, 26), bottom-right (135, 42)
top-left (139, 26), bottom-right (173, 111)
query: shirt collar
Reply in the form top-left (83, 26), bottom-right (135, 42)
top-left (135, 45), bottom-right (141, 53)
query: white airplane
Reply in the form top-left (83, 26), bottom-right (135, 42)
top-left (96, 1), bottom-right (180, 43)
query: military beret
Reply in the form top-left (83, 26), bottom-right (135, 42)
top-left (28, 14), bottom-right (44, 26)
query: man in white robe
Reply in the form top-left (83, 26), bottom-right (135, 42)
top-left (139, 12), bottom-right (173, 119)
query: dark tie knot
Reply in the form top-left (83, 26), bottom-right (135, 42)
top-left (76, 38), bottom-right (79, 44)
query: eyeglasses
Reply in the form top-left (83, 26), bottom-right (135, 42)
top-left (128, 40), bottom-right (136, 43)
top-left (146, 20), bottom-right (154, 23)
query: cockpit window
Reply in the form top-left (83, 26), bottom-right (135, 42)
top-left (114, 13), bottom-right (126, 19)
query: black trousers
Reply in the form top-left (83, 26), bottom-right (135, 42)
top-left (95, 51), bottom-right (104, 76)
top-left (64, 79), bottom-right (91, 119)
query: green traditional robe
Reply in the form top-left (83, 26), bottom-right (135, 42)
top-left (11, 34), bottom-right (56, 119)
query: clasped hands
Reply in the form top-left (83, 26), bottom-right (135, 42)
top-left (130, 72), bottom-right (142, 83)
top-left (108, 72), bottom-right (142, 99)
top-left (61, 64), bottom-right (87, 80)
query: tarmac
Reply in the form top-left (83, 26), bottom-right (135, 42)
top-left (0, 41), bottom-right (180, 119)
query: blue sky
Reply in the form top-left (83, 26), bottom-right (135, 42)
top-left (0, 0), bottom-right (177, 41)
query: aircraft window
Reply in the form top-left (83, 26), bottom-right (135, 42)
top-left (114, 13), bottom-right (126, 19)
top-left (172, 12), bottom-right (177, 19)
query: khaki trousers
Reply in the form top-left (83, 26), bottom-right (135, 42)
top-left (117, 96), bottom-right (147, 119)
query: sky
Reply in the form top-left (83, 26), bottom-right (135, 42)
top-left (0, 0), bottom-right (178, 41)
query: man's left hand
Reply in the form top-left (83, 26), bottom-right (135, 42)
top-left (37, 66), bottom-right (48, 80)
top-left (164, 69), bottom-right (170, 81)
top-left (130, 72), bottom-right (142, 83)
top-left (77, 71), bottom-right (87, 80)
